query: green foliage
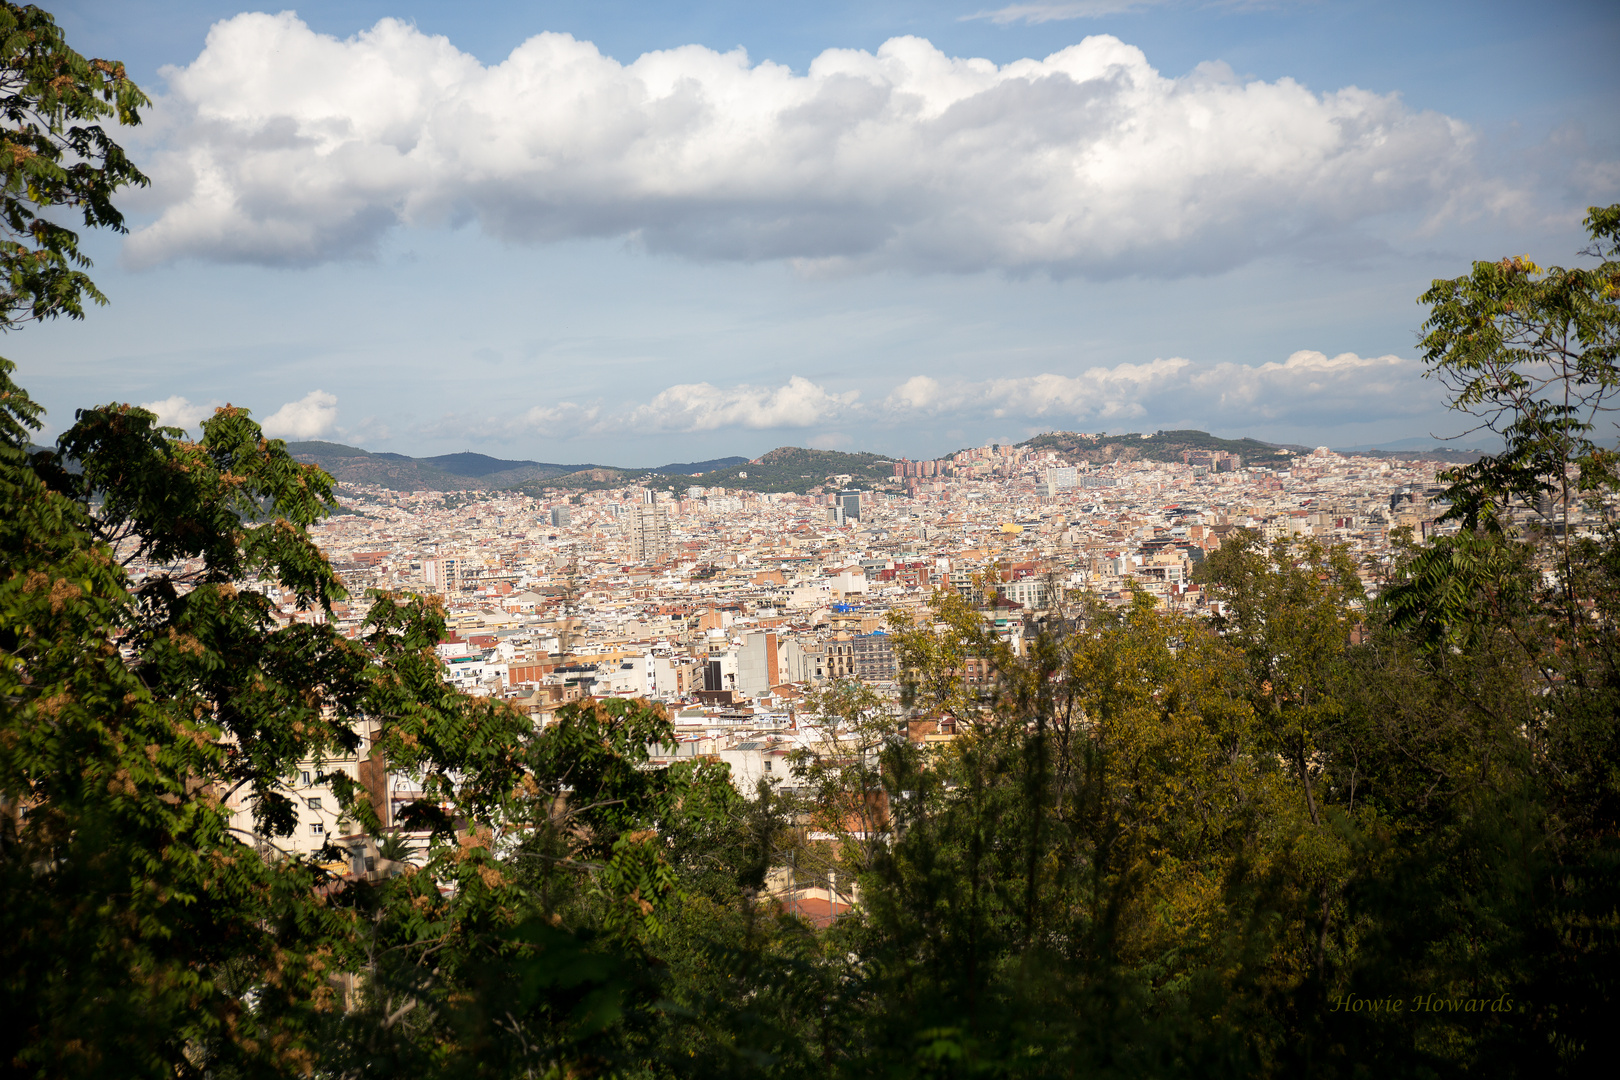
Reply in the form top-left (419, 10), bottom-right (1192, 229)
top-left (285, 440), bottom-right (753, 495)
top-left (286, 440), bottom-right (599, 493)
top-left (0, 2), bottom-right (147, 328)
top-left (1019, 428), bottom-right (1297, 467)
top-left (1417, 206), bottom-right (1619, 539)
top-left (699, 445), bottom-right (896, 494)
top-left (1196, 532), bottom-right (1364, 829)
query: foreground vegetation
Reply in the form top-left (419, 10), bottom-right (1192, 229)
top-left (2, 5), bottom-right (1617, 1076)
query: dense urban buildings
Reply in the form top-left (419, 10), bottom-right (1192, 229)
top-left (139, 430), bottom-right (1581, 846)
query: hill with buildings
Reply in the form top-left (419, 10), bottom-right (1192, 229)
top-left (695, 446), bottom-right (897, 494)
top-left (1020, 429), bottom-right (1305, 468)
top-left (1019, 429), bottom-right (1487, 468)
top-left (292, 430), bottom-right (1485, 496)
top-left (526, 447), bottom-right (895, 496)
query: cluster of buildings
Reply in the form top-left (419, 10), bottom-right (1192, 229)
top-left (125, 435), bottom-right (1607, 880)
top-left (307, 443), bottom-right (1495, 721)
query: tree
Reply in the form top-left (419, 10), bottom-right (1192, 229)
top-left (1, 370), bottom-right (560, 1075)
top-left (0, 2), bottom-right (147, 328)
top-left (0, 11), bottom-right (644, 1074)
top-left (1359, 208), bottom-right (1620, 1073)
top-left (1196, 533), bottom-right (1364, 833)
top-left (1413, 205), bottom-right (1620, 611)
top-left (1387, 205), bottom-right (1620, 850)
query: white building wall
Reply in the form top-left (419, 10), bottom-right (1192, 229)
top-left (225, 754), bottom-right (363, 861)
top-left (736, 632), bottom-right (775, 698)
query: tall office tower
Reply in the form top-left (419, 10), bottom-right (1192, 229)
top-left (550, 505), bottom-right (571, 527)
top-left (838, 488), bottom-right (862, 522)
top-left (628, 504), bottom-right (670, 562)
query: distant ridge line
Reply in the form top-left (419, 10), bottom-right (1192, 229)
top-left (285, 440), bottom-right (752, 492)
top-left (287, 430), bottom-right (1492, 494)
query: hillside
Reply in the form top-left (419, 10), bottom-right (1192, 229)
top-left (1019, 429), bottom-right (1303, 468)
top-left (517, 447), bottom-right (896, 497)
top-left (285, 442), bottom-right (582, 491)
top-left (286, 442), bottom-right (466, 491)
top-left (649, 456), bottom-right (750, 476)
top-left (1020, 430), bottom-right (1489, 467)
top-left (515, 467), bottom-right (647, 495)
top-left (694, 446), bottom-right (896, 494)
top-left (411, 451), bottom-right (547, 479)
top-left (286, 442), bottom-right (751, 492)
top-left (290, 431), bottom-right (1486, 497)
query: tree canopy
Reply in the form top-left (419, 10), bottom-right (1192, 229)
top-left (0, 1), bottom-right (147, 329)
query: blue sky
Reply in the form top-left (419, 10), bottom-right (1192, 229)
top-left (11, 0), bottom-right (1618, 465)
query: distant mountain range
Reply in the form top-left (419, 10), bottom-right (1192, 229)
top-left (286, 441), bottom-right (749, 492)
top-left (1331, 436), bottom-right (1498, 454)
top-left (287, 429), bottom-right (1491, 496)
top-left (1022, 430), bottom-right (1487, 465)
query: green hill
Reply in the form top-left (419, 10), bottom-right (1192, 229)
top-left (286, 442), bottom-right (598, 491)
top-left (297, 427), bottom-right (1479, 498)
top-left (697, 446), bottom-right (896, 494)
top-left (1019, 429), bottom-right (1302, 468)
top-left (286, 442), bottom-right (755, 493)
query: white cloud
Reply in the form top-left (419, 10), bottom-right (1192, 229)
top-left (884, 358), bottom-right (1191, 419)
top-left (260, 390), bottom-right (339, 440)
top-left (883, 350), bottom-right (1436, 427)
top-left (421, 376), bottom-right (857, 444)
top-left (426, 355), bottom-right (1433, 446)
top-left (138, 394), bottom-right (219, 431)
top-left (1185, 349), bottom-right (1422, 421)
top-left (516, 402), bottom-right (603, 438)
top-left (626, 376), bottom-right (858, 432)
top-left (127, 13), bottom-right (1481, 276)
top-left (887, 375), bottom-right (946, 411)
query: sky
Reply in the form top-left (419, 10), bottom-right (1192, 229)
top-left (9, 0), bottom-right (1618, 466)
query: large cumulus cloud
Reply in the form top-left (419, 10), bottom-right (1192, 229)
top-left (260, 389), bottom-right (339, 439)
top-left (138, 389), bottom-right (341, 439)
top-left (128, 12), bottom-right (1478, 275)
top-left (624, 376), bottom-right (859, 433)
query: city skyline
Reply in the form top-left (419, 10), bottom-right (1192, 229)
top-left (12, 0), bottom-right (1618, 461)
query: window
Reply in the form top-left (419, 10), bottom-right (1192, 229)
top-left (310, 822), bottom-right (324, 836)
top-left (763, 759), bottom-right (773, 772)
top-left (307, 797), bottom-right (322, 810)
top-left (300, 770), bottom-right (311, 785)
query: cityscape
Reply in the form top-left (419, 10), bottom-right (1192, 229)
top-left (4, 1), bottom-right (1616, 1076)
top-left (187, 431), bottom-right (1501, 861)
